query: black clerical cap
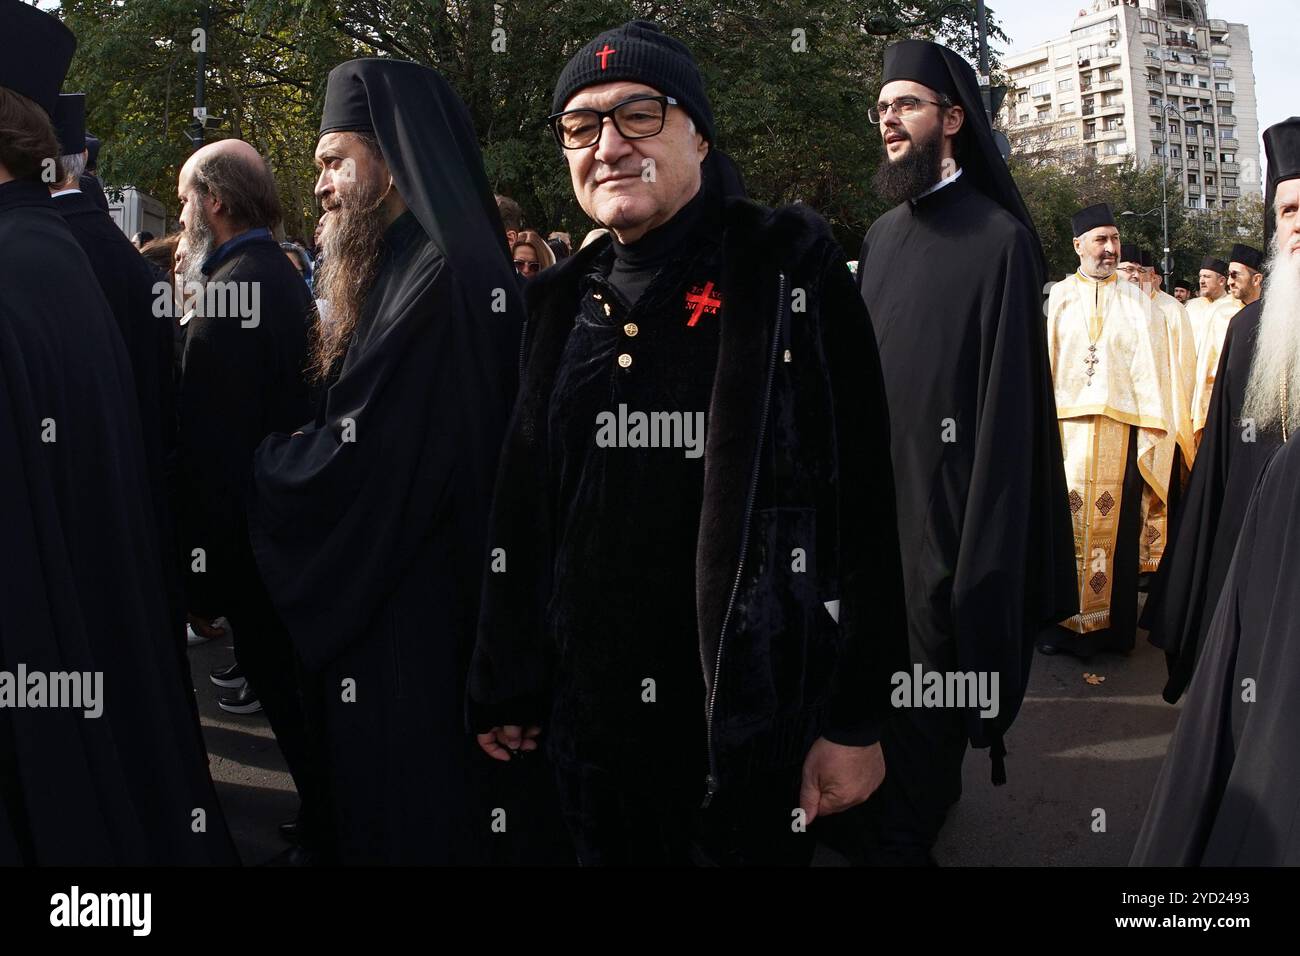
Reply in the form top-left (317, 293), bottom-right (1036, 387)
top-left (84, 132), bottom-right (100, 169)
top-left (1119, 242), bottom-right (1142, 264)
top-left (0, 0), bottom-right (76, 116)
top-left (1139, 248), bottom-right (1155, 270)
top-left (1264, 117), bottom-right (1300, 250)
top-left (879, 39), bottom-right (1046, 274)
top-left (1200, 255), bottom-right (1228, 276)
top-left (1229, 243), bottom-right (1263, 272)
top-left (53, 92), bottom-right (85, 156)
top-left (1174, 279), bottom-right (1192, 292)
top-left (1072, 203), bottom-right (1114, 237)
top-left (881, 39), bottom-right (959, 101)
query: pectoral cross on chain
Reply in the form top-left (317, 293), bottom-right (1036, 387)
top-left (1084, 344), bottom-right (1099, 385)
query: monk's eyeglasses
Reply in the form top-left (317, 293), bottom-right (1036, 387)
top-left (549, 95), bottom-right (679, 150)
top-left (869, 95), bottom-right (948, 124)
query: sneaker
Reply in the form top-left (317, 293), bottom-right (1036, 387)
top-left (217, 681), bottom-right (262, 715)
top-left (209, 661), bottom-right (246, 689)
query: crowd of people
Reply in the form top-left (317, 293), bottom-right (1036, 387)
top-left (2, 1), bottom-right (1297, 867)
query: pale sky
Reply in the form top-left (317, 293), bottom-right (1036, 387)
top-left (989, 0), bottom-right (1297, 168)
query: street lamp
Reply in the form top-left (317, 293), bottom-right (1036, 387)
top-left (1154, 102), bottom-right (1200, 286)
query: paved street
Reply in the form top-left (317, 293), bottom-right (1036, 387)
top-left (189, 602), bottom-right (1181, 866)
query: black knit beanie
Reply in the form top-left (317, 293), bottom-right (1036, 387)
top-left (551, 20), bottom-right (716, 144)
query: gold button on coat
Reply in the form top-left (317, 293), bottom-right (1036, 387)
top-left (617, 353), bottom-right (632, 368)
top-left (623, 322), bottom-right (639, 337)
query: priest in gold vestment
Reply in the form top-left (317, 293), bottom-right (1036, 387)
top-left (1039, 205), bottom-right (1176, 658)
top-left (1187, 255), bottom-right (1243, 447)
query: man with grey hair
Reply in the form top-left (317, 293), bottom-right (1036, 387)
top-left (1132, 119), bottom-right (1300, 865)
top-left (49, 92), bottom-right (182, 658)
top-left (174, 137), bottom-right (324, 857)
top-left (1140, 117), bottom-right (1298, 705)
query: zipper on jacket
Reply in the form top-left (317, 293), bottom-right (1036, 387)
top-left (703, 271), bottom-right (786, 808)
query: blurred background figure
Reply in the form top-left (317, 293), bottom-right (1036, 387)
top-left (511, 228), bottom-right (555, 278)
top-left (131, 229), bottom-right (154, 248)
top-left (282, 240), bottom-right (313, 287)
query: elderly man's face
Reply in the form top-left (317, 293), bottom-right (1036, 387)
top-left (1276, 178), bottom-right (1300, 263)
top-left (1074, 226), bottom-right (1120, 279)
top-left (313, 131), bottom-right (391, 242)
top-left (559, 81), bottom-right (708, 244)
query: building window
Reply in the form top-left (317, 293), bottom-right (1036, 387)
top-left (1058, 78), bottom-right (1073, 92)
top-left (1221, 128), bottom-right (1235, 140)
top-left (1038, 109), bottom-right (1051, 123)
top-left (1213, 58), bottom-right (1228, 68)
top-left (1017, 91), bottom-right (1028, 103)
top-left (1171, 145), bottom-right (1181, 159)
top-left (1169, 122), bottom-right (1179, 135)
top-left (1188, 173), bottom-right (1198, 184)
top-left (1141, 18), bottom-right (1157, 34)
top-left (1181, 73), bottom-right (1193, 86)
top-left (1030, 80), bottom-right (1051, 96)
top-left (1060, 101), bottom-right (1076, 116)
top-left (1206, 175), bottom-right (1215, 185)
top-left (1225, 176), bottom-right (1237, 187)
top-left (1221, 153), bottom-right (1234, 163)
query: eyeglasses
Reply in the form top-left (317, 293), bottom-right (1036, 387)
top-left (868, 95), bottom-right (947, 124)
top-left (514, 259), bottom-right (541, 275)
top-left (548, 95), bottom-right (679, 150)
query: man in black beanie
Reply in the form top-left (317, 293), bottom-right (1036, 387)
top-left (470, 20), bottom-right (909, 866)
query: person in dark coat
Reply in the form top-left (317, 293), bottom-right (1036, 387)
top-left (174, 137), bottom-right (326, 857)
top-left (0, 0), bottom-right (236, 865)
top-left (469, 21), bottom-right (909, 866)
top-left (50, 92), bottom-right (184, 654)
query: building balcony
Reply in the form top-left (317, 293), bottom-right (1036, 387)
top-left (1215, 88), bottom-right (1235, 102)
top-left (1218, 114), bottom-right (1237, 126)
top-left (1097, 103), bottom-right (1125, 117)
top-left (1211, 42), bottom-right (1231, 55)
top-left (1209, 19), bottom-right (1229, 32)
top-left (1221, 137), bottom-right (1240, 148)
top-left (1213, 66), bottom-right (1233, 79)
top-left (1222, 186), bottom-right (1241, 199)
top-left (1095, 54), bottom-right (1123, 68)
top-left (1221, 161), bottom-right (1240, 173)
top-left (1097, 128), bottom-right (1126, 142)
top-left (1187, 183), bottom-right (1201, 195)
top-left (1095, 78), bottom-right (1124, 94)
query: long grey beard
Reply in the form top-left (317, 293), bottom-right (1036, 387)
top-left (1241, 237), bottom-right (1300, 436)
top-left (181, 210), bottom-right (216, 294)
top-left (309, 179), bottom-right (387, 381)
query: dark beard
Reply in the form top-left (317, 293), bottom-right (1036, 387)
top-left (309, 176), bottom-right (388, 382)
top-left (872, 128), bottom-right (945, 205)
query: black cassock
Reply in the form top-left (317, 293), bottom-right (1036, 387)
top-left (858, 176), bottom-right (1077, 768)
top-left (249, 213), bottom-right (549, 863)
top-left (52, 189), bottom-right (181, 636)
top-left (1140, 300), bottom-right (1281, 702)
top-left (0, 180), bottom-right (237, 865)
top-left (1132, 430), bottom-right (1300, 865)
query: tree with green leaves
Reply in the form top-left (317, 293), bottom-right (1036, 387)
top-left (58, 1), bottom-right (1004, 250)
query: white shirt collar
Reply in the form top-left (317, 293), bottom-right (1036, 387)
top-left (913, 166), bottom-right (963, 202)
top-left (49, 188), bottom-right (83, 198)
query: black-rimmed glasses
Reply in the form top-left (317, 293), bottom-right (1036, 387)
top-left (548, 95), bottom-right (679, 149)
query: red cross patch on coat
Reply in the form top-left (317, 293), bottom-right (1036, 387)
top-left (684, 281), bottom-right (721, 326)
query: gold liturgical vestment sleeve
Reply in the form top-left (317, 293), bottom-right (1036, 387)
top-left (1138, 289), bottom-right (1198, 571)
top-left (1047, 272), bottom-right (1176, 632)
top-left (1189, 295), bottom-right (1245, 442)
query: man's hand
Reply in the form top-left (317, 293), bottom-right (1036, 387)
top-left (798, 737), bottom-right (886, 824)
top-left (477, 725), bottom-right (542, 763)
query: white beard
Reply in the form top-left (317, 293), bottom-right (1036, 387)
top-left (1241, 237), bottom-right (1300, 435)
